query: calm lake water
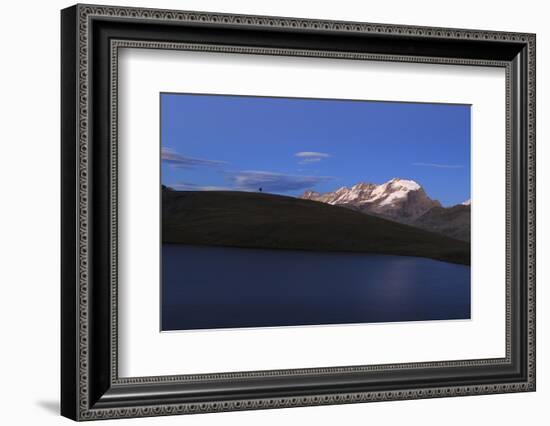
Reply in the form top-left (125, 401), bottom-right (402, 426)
top-left (162, 244), bottom-right (471, 331)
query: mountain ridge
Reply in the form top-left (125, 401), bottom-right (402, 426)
top-left (301, 178), bottom-right (470, 241)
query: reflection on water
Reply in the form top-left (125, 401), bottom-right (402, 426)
top-left (162, 244), bottom-right (471, 331)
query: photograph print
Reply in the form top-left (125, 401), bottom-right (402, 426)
top-left (161, 93), bottom-right (471, 331)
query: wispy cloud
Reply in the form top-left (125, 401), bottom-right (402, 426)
top-left (170, 182), bottom-right (231, 191)
top-left (295, 151), bottom-right (331, 165)
top-left (161, 148), bottom-right (227, 168)
top-left (227, 170), bottom-right (332, 193)
top-left (412, 162), bottom-right (464, 169)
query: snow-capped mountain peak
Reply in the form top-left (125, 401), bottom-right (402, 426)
top-left (300, 178), bottom-right (471, 241)
top-left (377, 178), bottom-right (422, 206)
top-left (388, 178), bottom-right (421, 191)
top-left (461, 199), bottom-right (471, 206)
top-left (301, 177), bottom-right (440, 222)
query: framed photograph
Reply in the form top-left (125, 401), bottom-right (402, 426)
top-left (61, 4), bottom-right (536, 421)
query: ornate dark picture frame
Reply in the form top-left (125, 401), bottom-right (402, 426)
top-left (61, 4), bottom-right (536, 421)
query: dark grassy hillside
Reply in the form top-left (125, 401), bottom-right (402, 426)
top-left (162, 190), bottom-right (470, 265)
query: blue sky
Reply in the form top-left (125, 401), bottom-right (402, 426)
top-left (161, 93), bottom-right (470, 206)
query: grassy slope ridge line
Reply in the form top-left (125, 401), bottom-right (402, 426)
top-left (162, 190), bottom-right (471, 266)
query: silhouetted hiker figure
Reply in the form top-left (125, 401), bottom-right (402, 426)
top-left (259, 187), bottom-right (263, 192)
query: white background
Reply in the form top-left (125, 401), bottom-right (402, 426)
top-left (0, 0), bottom-right (547, 425)
top-left (119, 49), bottom-right (506, 377)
